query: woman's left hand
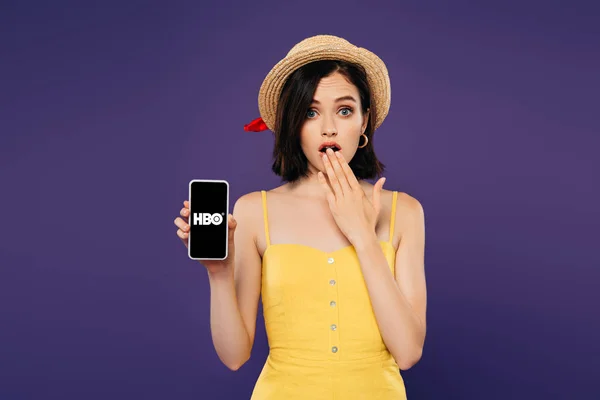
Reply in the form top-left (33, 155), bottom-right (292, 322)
top-left (318, 148), bottom-right (386, 245)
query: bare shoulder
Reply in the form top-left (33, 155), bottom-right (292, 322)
top-left (232, 191), bottom-right (265, 240)
top-left (395, 191), bottom-right (424, 215)
top-left (233, 190), bottom-right (263, 213)
top-left (383, 190), bottom-right (424, 244)
top-left (374, 188), bottom-right (421, 211)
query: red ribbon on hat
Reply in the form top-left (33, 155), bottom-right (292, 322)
top-left (244, 117), bottom-right (269, 132)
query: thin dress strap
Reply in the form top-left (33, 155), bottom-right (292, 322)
top-left (388, 191), bottom-right (398, 244)
top-left (261, 190), bottom-right (271, 247)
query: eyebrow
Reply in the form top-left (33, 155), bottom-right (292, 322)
top-left (311, 95), bottom-right (357, 105)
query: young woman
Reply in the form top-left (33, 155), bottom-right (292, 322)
top-left (174, 35), bottom-right (427, 399)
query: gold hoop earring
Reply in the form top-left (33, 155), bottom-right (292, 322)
top-left (358, 133), bottom-right (369, 149)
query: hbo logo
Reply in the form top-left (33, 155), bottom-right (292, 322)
top-left (192, 213), bottom-right (223, 226)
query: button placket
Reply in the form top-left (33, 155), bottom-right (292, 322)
top-left (326, 254), bottom-right (340, 359)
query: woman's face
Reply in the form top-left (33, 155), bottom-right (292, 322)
top-left (300, 71), bottom-right (369, 176)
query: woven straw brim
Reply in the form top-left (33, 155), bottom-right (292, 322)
top-left (258, 45), bottom-right (391, 132)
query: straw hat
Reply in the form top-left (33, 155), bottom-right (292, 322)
top-left (244, 34), bottom-right (391, 133)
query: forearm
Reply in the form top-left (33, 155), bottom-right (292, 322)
top-left (206, 268), bottom-right (251, 370)
top-left (353, 234), bottom-right (425, 369)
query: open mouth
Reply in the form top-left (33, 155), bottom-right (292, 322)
top-left (318, 142), bottom-right (342, 153)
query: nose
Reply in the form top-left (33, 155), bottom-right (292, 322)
top-left (322, 121), bottom-right (337, 137)
top-left (322, 129), bottom-right (337, 138)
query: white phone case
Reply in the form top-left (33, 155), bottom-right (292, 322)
top-left (187, 179), bottom-right (229, 261)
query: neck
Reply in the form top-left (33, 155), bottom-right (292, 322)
top-left (283, 168), bottom-right (368, 199)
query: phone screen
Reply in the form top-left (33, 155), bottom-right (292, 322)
top-left (188, 180), bottom-right (229, 260)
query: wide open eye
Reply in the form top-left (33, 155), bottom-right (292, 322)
top-left (339, 107), bottom-right (353, 116)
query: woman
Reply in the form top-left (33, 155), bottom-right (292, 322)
top-left (174, 35), bottom-right (427, 399)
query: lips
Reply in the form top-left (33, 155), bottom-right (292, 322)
top-left (318, 141), bottom-right (342, 152)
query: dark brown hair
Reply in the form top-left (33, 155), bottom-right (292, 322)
top-left (271, 60), bottom-right (385, 182)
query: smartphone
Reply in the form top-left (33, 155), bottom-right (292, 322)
top-left (188, 179), bottom-right (229, 261)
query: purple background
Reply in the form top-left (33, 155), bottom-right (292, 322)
top-left (1, 1), bottom-right (598, 399)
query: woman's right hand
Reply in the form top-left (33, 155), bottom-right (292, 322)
top-left (174, 200), bottom-right (237, 273)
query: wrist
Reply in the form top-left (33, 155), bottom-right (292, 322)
top-left (350, 230), bottom-right (379, 251)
